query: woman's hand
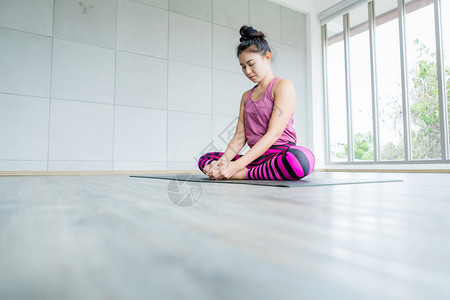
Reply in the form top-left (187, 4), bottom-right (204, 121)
top-left (203, 161), bottom-right (220, 177)
top-left (208, 161), bottom-right (241, 180)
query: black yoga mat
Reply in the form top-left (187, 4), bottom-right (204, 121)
top-left (130, 173), bottom-right (402, 188)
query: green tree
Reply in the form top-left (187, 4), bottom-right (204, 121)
top-left (381, 142), bottom-right (404, 160)
top-left (409, 39), bottom-right (450, 159)
top-left (356, 40), bottom-right (450, 161)
top-left (354, 132), bottom-right (373, 160)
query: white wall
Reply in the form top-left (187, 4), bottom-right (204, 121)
top-left (316, 0), bottom-right (343, 13)
top-left (268, 0), bottom-right (312, 13)
top-left (0, 0), bottom-right (309, 171)
top-left (268, 0), bottom-right (343, 169)
top-left (268, 0), bottom-right (333, 169)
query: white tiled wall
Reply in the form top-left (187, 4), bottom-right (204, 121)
top-left (168, 61), bottom-right (212, 114)
top-left (113, 106), bottom-right (167, 162)
top-left (0, 94), bottom-right (50, 161)
top-left (169, 0), bottom-right (212, 21)
top-left (213, 70), bottom-right (248, 116)
top-left (169, 13), bottom-right (212, 67)
top-left (53, 0), bottom-right (117, 48)
top-left (0, 0), bottom-right (54, 36)
top-left (249, 0), bottom-right (282, 42)
top-left (115, 51), bottom-right (167, 109)
top-left (48, 99), bottom-right (114, 162)
top-left (0, 28), bottom-right (52, 97)
top-left (51, 39), bottom-right (116, 104)
top-left (117, 0), bottom-right (168, 58)
top-left (212, 25), bottom-right (241, 74)
top-left (0, 0), bottom-right (308, 171)
top-left (213, 0), bottom-right (249, 30)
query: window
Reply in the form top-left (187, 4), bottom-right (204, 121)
top-left (321, 0), bottom-right (449, 164)
top-left (375, 0), bottom-right (405, 161)
top-left (442, 0), bottom-right (450, 156)
top-left (349, 5), bottom-right (374, 161)
top-left (405, 0), bottom-right (440, 160)
top-left (326, 17), bottom-right (348, 162)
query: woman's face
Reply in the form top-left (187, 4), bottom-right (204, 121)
top-left (238, 49), bottom-right (271, 83)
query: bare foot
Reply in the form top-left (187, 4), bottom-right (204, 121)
top-left (230, 168), bottom-right (247, 180)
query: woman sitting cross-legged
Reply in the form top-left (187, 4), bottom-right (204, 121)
top-left (198, 25), bottom-right (315, 181)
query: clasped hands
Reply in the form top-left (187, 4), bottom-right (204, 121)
top-left (203, 160), bottom-right (240, 180)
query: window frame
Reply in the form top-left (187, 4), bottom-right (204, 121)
top-left (321, 0), bottom-right (449, 165)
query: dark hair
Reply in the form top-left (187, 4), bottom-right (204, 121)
top-left (237, 25), bottom-right (271, 57)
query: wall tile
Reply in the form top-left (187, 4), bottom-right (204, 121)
top-left (0, 0), bottom-right (53, 36)
top-left (167, 161), bottom-right (199, 170)
top-left (117, 0), bottom-right (168, 58)
top-left (281, 6), bottom-right (306, 49)
top-left (0, 28), bottom-right (52, 97)
top-left (294, 123), bottom-right (310, 149)
top-left (269, 39), bottom-right (282, 77)
top-left (114, 161), bottom-right (166, 170)
top-left (48, 160), bottom-right (113, 171)
top-left (49, 99), bottom-right (114, 160)
top-left (168, 111), bottom-right (212, 162)
top-left (249, 0), bottom-right (281, 42)
top-left (0, 94), bottom-right (49, 160)
top-left (282, 45), bottom-right (306, 87)
top-left (213, 70), bottom-right (248, 116)
top-left (294, 85), bottom-right (308, 125)
top-left (212, 115), bottom-right (249, 158)
top-left (169, 13), bottom-right (212, 67)
top-left (213, 25), bottom-right (241, 74)
top-left (116, 51), bottom-right (167, 109)
top-left (0, 0), bottom-right (309, 172)
top-left (54, 0), bottom-right (117, 48)
top-left (132, 0), bottom-right (168, 10)
top-left (213, 115), bottom-right (237, 152)
top-left (0, 161), bottom-right (48, 171)
top-left (213, 0), bottom-right (248, 30)
top-left (51, 39), bottom-right (115, 104)
top-left (168, 61), bottom-right (212, 114)
top-left (169, 0), bottom-right (212, 22)
top-left (114, 106), bottom-right (167, 162)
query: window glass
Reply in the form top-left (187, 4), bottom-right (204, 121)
top-left (442, 0), bottom-right (450, 158)
top-left (323, 0), bottom-right (448, 163)
top-left (349, 4), bottom-right (374, 161)
top-left (405, 0), bottom-right (441, 159)
top-left (326, 17), bottom-right (348, 162)
top-left (375, 0), bottom-right (405, 160)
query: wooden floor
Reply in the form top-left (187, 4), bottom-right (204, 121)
top-left (0, 172), bottom-right (449, 300)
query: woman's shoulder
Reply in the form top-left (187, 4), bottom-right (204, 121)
top-left (241, 88), bottom-right (253, 101)
top-left (273, 77), bottom-right (294, 90)
top-left (272, 77), bottom-right (295, 97)
top-left (242, 88), bottom-right (252, 96)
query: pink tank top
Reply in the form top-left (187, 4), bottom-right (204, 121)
top-left (244, 77), bottom-right (297, 147)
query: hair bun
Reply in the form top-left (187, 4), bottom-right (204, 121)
top-left (239, 25), bottom-right (265, 42)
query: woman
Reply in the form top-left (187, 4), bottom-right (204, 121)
top-left (198, 25), bottom-right (315, 180)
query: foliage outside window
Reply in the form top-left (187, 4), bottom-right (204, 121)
top-left (323, 0), bottom-right (449, 163)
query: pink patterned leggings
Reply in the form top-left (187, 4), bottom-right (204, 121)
top-left (198, 143), bottom-right (315, 180)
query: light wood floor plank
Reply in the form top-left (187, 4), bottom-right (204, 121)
top-left (0, 172), bottom-right (449, 299)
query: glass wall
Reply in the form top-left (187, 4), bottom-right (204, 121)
top-left (442, 0), bottom-right (450, 155)
top-left (375, 0), bottom-right (405, 161)
top-left (349, 5), bottom-right (374, 161)
top-left (322, 0), bottom-right (449, 164)
top-left (326, 17), bottom-right (348, 162)
top-left (405, 0), bottom-right (441, 160)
